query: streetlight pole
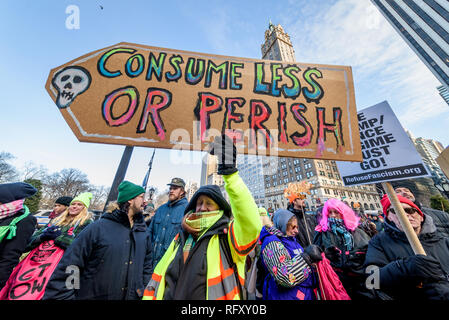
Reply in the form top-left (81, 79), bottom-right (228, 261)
top-left (142, 149), bottom-right (156, 191)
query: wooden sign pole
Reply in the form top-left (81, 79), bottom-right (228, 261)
top-left (382, 182), bottom-right (426, 255)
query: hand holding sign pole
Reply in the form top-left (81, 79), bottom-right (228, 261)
top-left (337, 101), bottom-right (429, 256)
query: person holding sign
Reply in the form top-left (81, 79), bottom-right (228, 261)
top-left (394, 186), bottom-right (449, 238)
top-left (143, 135), bottom-right (262, 300)
top-left (313, 198), bottom-right (371, 300)
top-left (285, 182), bottom-right (317, 248)
top-left (0, 192), bottom-right (93, 300)
top-left (364, 194), bottom-right (449, 300)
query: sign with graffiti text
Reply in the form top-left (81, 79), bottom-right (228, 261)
top-left (45, 42), bottom-right (361, 161)
top-left (0, 241), bottom-right (64, 300)
top-left (337, 101), bottom-right (429, 185)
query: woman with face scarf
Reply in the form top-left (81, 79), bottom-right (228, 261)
top-left (143, 135), bottom-right (262, 300)
top-left (313, 198), bottom-right (371, 300)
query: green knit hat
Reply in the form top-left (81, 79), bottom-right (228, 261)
top-left (71, 192), bottom-right (93, 208)
top-left (117, 181), bottom-right (145, 204)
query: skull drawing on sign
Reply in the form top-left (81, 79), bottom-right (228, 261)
top-left (51, 66), bottom-right (91, 109)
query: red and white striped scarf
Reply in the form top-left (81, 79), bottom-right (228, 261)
top-left (0, 199), bottom-right (25, 220)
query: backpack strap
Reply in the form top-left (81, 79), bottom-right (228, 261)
top-left (5, 205), bottom-right (30, 240)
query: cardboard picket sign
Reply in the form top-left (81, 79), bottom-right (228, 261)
top-left (337, 101), bottom-right (429, 185)
top-left (45, 42), bottom-right (362, 161)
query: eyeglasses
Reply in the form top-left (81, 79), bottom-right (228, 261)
top-left (388, 207), bottom-right (419, 215)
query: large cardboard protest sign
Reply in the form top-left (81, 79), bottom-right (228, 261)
top-left (45, 42), bottom-right (361, 161)
top-left (337, 101), bottom-right (429, 185)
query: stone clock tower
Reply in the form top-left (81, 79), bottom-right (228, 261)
top-left (261, 21), bottom-right (296, 62)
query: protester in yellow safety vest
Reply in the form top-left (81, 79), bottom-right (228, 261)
top-left (143, 134), bottom-right (262, 300)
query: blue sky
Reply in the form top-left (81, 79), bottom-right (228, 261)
top-left (1, 0), bottom-right (448, 195)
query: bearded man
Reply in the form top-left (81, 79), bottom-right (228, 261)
top-left (44, 180), bottom-right (152, 300)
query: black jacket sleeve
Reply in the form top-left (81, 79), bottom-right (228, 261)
top-left (0, 215), bottom-right (37, 288)
top-left (43, 223), bottom-right (96, 300)
top-left (143, 230), bottom-right (153, 287)
top-left (365, 235), bottom-right (414, 288)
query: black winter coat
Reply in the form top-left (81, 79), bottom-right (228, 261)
top-left (313, 226), bottom-right (371, 299)
top-left (364, 215), bottom-right (449, 300)
top-left (43, 209), bottom-right (153, 300)
top-left (421, 206), bottom-right (449, 238)
top-left (288, 206), bottom-right (317, 248)
top-left (0, 210), bottom-right (36, 288)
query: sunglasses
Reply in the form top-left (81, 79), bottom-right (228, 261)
top-left (388, 207), bottom-right (419, 215)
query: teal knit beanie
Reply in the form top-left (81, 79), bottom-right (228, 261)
top-left (117, 181), bottom-right (145, 204)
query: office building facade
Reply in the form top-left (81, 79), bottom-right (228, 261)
top-left (371, 0), bottom-right (449, 88)
top-left (438, 84), bottom-right (449, 106)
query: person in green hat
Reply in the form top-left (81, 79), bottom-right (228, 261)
top-left (44, 181), bottom-right (153, 300)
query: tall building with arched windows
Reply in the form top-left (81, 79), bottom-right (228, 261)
top-left (234, 22), bottom-right (381, 213)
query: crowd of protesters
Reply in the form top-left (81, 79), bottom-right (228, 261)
top-left (1, 135), bottom-right (449, 300)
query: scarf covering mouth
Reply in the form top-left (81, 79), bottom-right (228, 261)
top-left (0, 199), bottom-right (25, 220)
top-left (183, 210), bottom-right (224, 238)
top-left (328, 217), bottom-right (354, 251)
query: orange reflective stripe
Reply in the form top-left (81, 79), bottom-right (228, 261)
top-left (208, 250), bottom-right (234, 286)
top-left (207, 243), bottom-right (243, 300)
top-left (208, 267), bottom-right (234, 286)
top-left (152, 273), bottom-right (162, 282)
top-left (229, 221), bottom-right (258, 255)
top-left (144, 289), bottom-right (155, 297)
top-left (216, 285), bottom-right (239, 300)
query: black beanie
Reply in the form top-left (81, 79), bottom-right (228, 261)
top-left (55, 196), bottom-right (73, 207)
top-left (0, 182), bottom-right (37, 204)
top-left (185, 185), bottom-right (232, 217)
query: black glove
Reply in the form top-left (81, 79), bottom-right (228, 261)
top-left (40, 225), bottom-right (62, 241)
top-left (324, 246), bottom-right (341, 263)
top-left (402, 254), bottom-right (446, 282)
top-left (302, 245), bottom-right (323, 265)
top-left (422, 280), bottom-right (449, 300)
top-left (209, 134), bottom-right (238, 175)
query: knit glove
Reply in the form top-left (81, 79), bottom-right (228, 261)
top-left (209, 134), bottom-right (238, 175)
top-left (324, 246), bottom-right (341, 263)
top-left (302, 244), bottom-right (323, 266)
top-left (40, 225), bottom-right (62, 241)
top-left (422, 280), bottom-right (449, 300)
top-left (402, 254), bottom-right (446, 282)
